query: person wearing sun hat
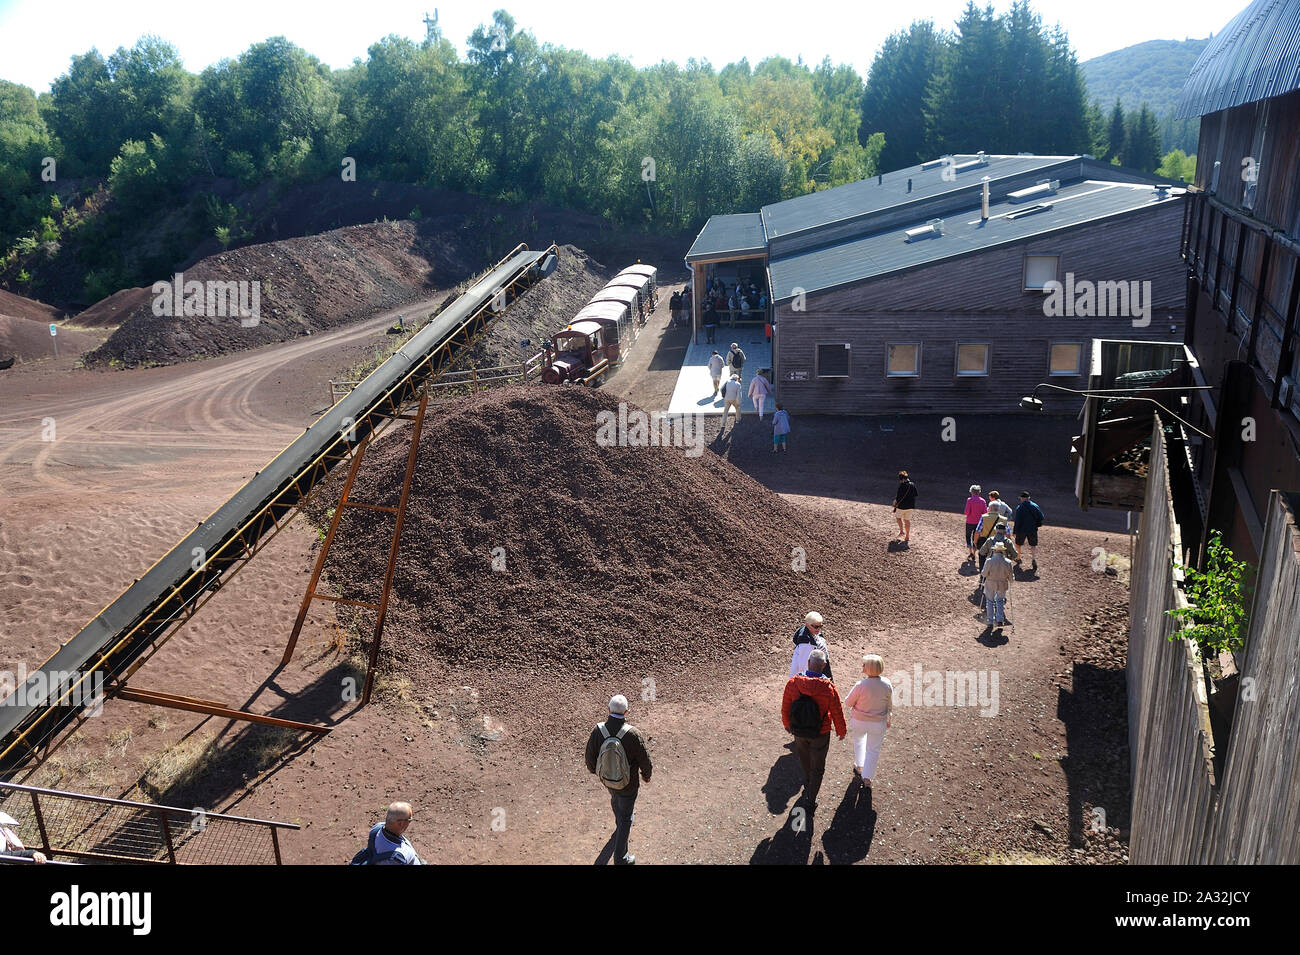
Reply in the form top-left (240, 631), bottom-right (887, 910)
top-left (0, 809), bottom-right (47, 863)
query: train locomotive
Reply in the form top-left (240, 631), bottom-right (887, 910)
top-left (541, 264), bottom-right (658, 385)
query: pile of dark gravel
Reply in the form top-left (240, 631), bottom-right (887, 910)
top-left (312, 387), bottom-right (940, 676)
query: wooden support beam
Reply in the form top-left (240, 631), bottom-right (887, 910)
top-left (116, 688), bottom-right (331, 734)
top-left (363, 389), bottom-right (429, 706)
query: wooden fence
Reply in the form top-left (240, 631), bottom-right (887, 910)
top-left (1202, 490), bottom-right (1300, 863)
top-left (330, 355), bottom-right (545, 405)
top-left (1129, 420), bottom-right (1300, 863)
top-left (1127, 419), bottom-right (1219, 863)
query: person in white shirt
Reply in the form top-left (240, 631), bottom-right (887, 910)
top-left (721, 374), bottom-right (742, 425)
top-left (747, 372), bottom-right (772, 419)
top-left (707, 349), bottom-right (725, 397)
top-left (789, 611), bottom-right (833, 680)
top-left (842, 654), bottom-right (893, 788)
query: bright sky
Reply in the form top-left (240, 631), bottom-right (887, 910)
top-left (0, 0), bottom-right (1234, 93)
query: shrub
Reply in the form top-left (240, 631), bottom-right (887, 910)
top-left (1166, 530), bottom-right (1252, 657)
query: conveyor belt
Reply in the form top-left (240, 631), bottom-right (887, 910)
top-left (0, 243), bottom-right (557, 776)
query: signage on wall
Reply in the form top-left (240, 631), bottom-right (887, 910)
top-left (786, 370), bottom-right (809, 381)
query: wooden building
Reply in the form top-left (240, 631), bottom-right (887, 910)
top-left (1176, 0), bottom-right (1300, 567)
top-left (686, 154), bottom-right (1186, 414)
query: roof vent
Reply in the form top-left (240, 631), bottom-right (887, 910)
top-left (1008, 179), bottom-right (1060, 203)
top-left (920, 157), bottom-right (948, 171)
top-left (951, 153), bottom-right (990, 174)
top-left (1005, 202), bottom-right (1054, 220)
top-left (904, 218), bottom-right (944, 242)
top-left (1154, 184), bottom-right (1172, 199)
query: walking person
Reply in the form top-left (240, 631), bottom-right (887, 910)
top-left (986, 490), bottom-right (1014, 527)
top-left (893, 470), bottom-right (918, 542)
top-left (727, 341), bottom-right (746, 378)
top-left (843, 654), bottom-right (892, 788)
top-left (747, 371), bottom-right (772, 419)
top-left (978, 521), bottom-right (1019, 568)
top-left (703, 300), bottom-right (717, 344)
top-left (707, 349), bottom-right (725, 397)
top-left (963, 484), bottom-right (987, 564)
top-left (781, 649), bottom-right (847, 810)
top-left (981, 543), bottom-right (1015, 628)
top-left (350, 802), bottom-right (423, 865)
top-left (1014, 491), bottom-right (1045, 570)
top-left (584, 694), bottom-right (652, 865)
top-left (681, 286), bottom-right (692, 327)
top-left (721, 373), bottom-right (742, 425)
top-left (771, 403), bottom-right (790, 452)
top-left (669, 288), bottom-right (682, 327)
top-left (789, 611), bottom-right (833, 680)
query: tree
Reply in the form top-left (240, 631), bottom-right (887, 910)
top-left (1122, 103), bottom-right (1162, 172)
top-left (925, 2), bottom-right (1004, 155)
top-left (1156, 148), bottom-right (1196, 182)
top-left (861, 21), bottom-right (947, 169)
top-left (1104, 98), bottom-right (1125, 163)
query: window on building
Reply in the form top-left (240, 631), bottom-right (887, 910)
top-left (956, 343), bottom-right (989, 376)
top-left (887, 343), bottom-right (920, 377)
top-left (1024, 254), bottom-right (1060, 291)
top-left (816, 342), bottom-right (851, 378)
top-left (1049, 342), bottom-right (1083, 376)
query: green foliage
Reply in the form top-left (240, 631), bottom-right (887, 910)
top-left (1166, 531), bottom-right (1252, 657)
top-left (1122, 103), bottom-right (1163, 173)
top-left (1156, 148), bottom-right (1196, 182)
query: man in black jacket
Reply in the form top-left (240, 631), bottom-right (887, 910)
top-left (585, 694), bottom-right (653, 865)
top-left (893, 470), bottom-right (918, 542)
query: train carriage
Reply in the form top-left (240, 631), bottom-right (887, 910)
top-left (589, 283), bottom-right (648, 324)
top-left (614, 265), bottom-right (658, 307)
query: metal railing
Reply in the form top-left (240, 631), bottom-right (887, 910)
top-left (0, 781), bottom-right (299, 865)
top-left (330, 354), bottom-right (547, 404)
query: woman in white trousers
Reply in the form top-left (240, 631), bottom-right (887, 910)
top-left (843, 654), bottom-right (893, 788)
top-left (747, 372), bottom-right (772, 419)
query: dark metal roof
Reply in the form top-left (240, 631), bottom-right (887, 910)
top-left (767, 181), bottom-right (1182, 303)
top-left (685, 213), bottom-right (767, 262)
top-left (759, 154), bottom-right (1080, 241)
top-left (1175, 0), bottom-right (1300, 118)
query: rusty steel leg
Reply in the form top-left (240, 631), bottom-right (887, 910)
top-left (30, 790), bottom-right (51, 855)
top-left (116, 687), bottom-right (331, 734)
top-left (363, 390), bottom-right (430, 705)
top-left (283, 435), bottom-right (372, 665)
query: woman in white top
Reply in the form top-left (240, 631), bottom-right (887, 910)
top-left (842, 653), bottom-right (893, 788)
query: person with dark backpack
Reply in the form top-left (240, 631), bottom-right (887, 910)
top-left (349, 802), bottom-right (422, 865)
top-left (585, 694), bottom-right (653, 865)
top-left (781, 650), bottom-right (847, 810)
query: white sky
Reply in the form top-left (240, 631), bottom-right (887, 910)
top-left (0, 0), bottom-right (1234, 94)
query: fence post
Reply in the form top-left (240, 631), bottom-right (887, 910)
top-left (30, 790), bottom-right (51, 855)
top-left (471, 368), bottom-right (479, 391)
top-left (519, 360), bottom-right (527, 385)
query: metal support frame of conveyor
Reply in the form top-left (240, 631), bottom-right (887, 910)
top-left (0, 243), bottom-right (558, 776)
top-left (282, 388), bottom-right (431, 707)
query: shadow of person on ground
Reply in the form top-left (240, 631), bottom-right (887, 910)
top-left (820, 777), bottom-right (877, 864)
top-left (762, 742), bottom-right (804, 814)
top-left (750, 804), bottom-right (816, 865)
top-left (1013, 564), bottom-right (1039, 583)
top-left (958, 560), bottom-right (980, 577)
top-left (887, 540), bottom-right (910, 552)
top-left (977, 624), bottom-right (1009, 648)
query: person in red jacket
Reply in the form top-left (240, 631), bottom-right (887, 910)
top-left (781, 649), bottom-right (847, 809)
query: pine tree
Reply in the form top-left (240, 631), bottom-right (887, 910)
top-left (860, 20), bottom-right (948, 168)
top-left (1105, 98), bottom-right (1125, 163)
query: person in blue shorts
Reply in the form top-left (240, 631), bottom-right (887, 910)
top-left (772, 403), bottom-right (790, 452)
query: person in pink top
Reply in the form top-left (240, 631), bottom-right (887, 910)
top-left (843, 654), bottom-right (893, 789)
top-left (747, 372), bottom-right (773, 419)
top-left (963, 485), bottom-right (988, 565)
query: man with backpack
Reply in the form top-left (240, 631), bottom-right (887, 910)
top-left (350, 802), bottom-right (423, 865)
top-left (1014, 491), bottom-right (1046, 570)
top-left (584, 694), bottom-right (653, 865)
top-left (781, 650), bottom-right (847, 810)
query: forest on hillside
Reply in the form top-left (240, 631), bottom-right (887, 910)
top-left (0, 2), bottom-right (1193, 308)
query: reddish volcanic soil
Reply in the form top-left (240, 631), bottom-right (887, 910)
top-left (0, 265), bottom-right (1131, 865)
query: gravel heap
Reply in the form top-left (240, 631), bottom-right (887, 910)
top-left (315, 387), bottom-right (929, 675)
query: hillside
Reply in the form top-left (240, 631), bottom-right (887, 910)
top-left (1082, 37), bottom-right (1211, 154)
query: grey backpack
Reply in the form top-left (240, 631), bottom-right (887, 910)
top-left (595, 723), bottom-right (632, 790)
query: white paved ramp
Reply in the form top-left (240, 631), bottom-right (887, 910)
top-left (667, 333), bottom-right (772, 416)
